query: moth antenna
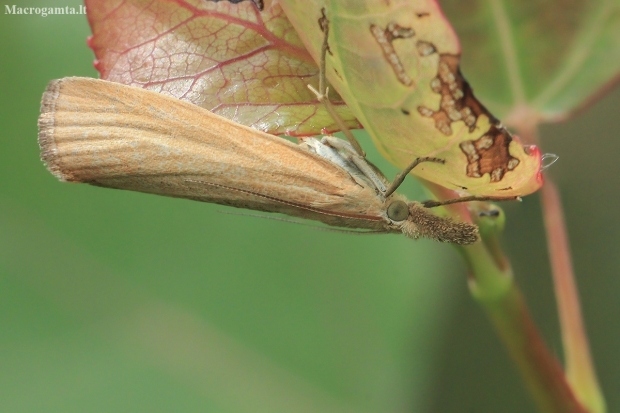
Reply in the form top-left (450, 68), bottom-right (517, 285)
top-left (384, 157), bottom-right (445, 198)
top-left (422, 195), bottom-right (521, 208)
top-left (216, 210), bottom-right (386, 235)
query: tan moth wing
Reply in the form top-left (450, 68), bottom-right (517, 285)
top-left (38, 77), bottom-right (389, 231)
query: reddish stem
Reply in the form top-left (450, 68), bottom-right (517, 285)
top-left (541, 179), bottom-right (605, 412)
top-left (509, 111), bottom-right (604, 412)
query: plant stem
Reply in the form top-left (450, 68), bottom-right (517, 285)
top-left (508, 113), bottom-right (606, 412)
top-left (541, 180), bottom-right (606, 413)
top-left (423, 180), bottom-right (589, 412)
top-left (460, 241), bottom-right (588, 413)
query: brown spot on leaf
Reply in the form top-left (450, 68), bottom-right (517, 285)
top-left (418, 54), bottom-right (498, 136)
top-left (333, 68), bottom-right (343, 81)
top-left (418, 54), bottom-right (525, 183)
top-left (369, 22), bottom-right (416, 86)
top-left (459, 127), bottom-right (519, 182)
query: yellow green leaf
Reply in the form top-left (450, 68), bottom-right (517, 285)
top-left (279, 0), bottom-right (543, 197)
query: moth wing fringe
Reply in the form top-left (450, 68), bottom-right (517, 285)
top-left (38, 79), bottom-right (72, 181)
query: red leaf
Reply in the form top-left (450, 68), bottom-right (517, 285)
top-left (85, 0), bottom-right (359, 136)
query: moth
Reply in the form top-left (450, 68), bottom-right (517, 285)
top-left (38, 77), bottom-right (478, 244)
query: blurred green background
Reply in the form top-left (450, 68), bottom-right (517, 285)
top-left (1, 2), bottom-right (619, 412)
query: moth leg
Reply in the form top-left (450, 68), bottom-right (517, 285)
top-left (320, 136), bottom-right (387, 194)
top-left (383, 157), bottom-right (446, 198)
top-left (307, 8), bottom-right (365, 157)
top-left (422, 195), bottom-right (521, 208)
top-left (317, 7), bottom-right (330, 98)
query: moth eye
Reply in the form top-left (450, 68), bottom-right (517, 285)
top-left (387, 200), bottom-right (409, 222)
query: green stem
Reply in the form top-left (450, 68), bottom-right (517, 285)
top-left (424, 181), bottom-right (588, 412)
top-left (462, 241), bottom-right (587, 413)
